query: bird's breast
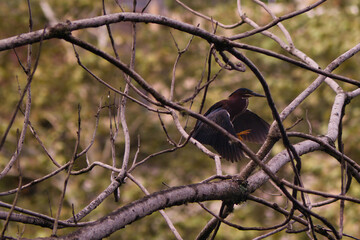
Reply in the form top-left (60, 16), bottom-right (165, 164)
top-left (225, 98), bottom-right (248, 120)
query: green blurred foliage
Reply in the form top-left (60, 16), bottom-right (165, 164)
top-left (1, 0), bottom-right (360, 239)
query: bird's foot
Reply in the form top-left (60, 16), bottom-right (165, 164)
top-left (236, 129), bottom-right (251, 140)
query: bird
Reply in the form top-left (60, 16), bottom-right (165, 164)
top-left (192, 88), bottom-right (270, 162)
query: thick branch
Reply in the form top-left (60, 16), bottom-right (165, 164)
top-left (0, 13), bottom-right (357, 85)
top-left (59, 180), bottom-right (247, 240)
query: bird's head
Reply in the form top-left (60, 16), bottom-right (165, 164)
top-left (229, 88), bottom-right (265, 99)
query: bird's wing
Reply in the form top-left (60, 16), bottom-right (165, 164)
top-left (203, 101), bottom-right (226, 117)
top-left (193, 108), bottom-right (243, 162)
top-left (193, 101), bottom-right (224, 132)
top-left (232, 110), bottom-right (270, 144)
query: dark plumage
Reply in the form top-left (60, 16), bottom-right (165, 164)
top-left (193, 88), bottom-right (270, 162)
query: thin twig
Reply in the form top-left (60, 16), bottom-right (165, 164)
top-left (286, 132), bottom-right (360, 173)
top-left (232, 0), bottom-right (325, 41)
top-left (337, 102), bottom-right (348, 238)
top-left (127, 173), bottom-right (183, 240)
top-left (114, 3), bottom-right (138, 200)
top-left (52, 105), bottom-right (82, 236)
top-left (71, 43), bottom-right (166, 112)
top-left (281, 180), bottom-right (360, 204)
top-left (77, 101), bottom-right (102, 157)
top-left (198, 202), bottom-right (293, 232)
top-left (157, 112), bottom-right (177, 146)
top-left (1, 132), bottom-right (23, 238)
top-left (141, 0), bottom-right (152, 13)
top-left (102, 0), bottom-right (120, 60)
top-left (169, 30), bottom-right (196, 101)
top-left (175, 0), bottom-right (243, 29)
top-left (0, 27), bottom-right (46, 153)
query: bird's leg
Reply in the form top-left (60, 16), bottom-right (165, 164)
top-left (236, 129), bottom-right (251, 141)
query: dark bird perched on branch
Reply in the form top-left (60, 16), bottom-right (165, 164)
top-left (193, 88), bottom-right (270, 162)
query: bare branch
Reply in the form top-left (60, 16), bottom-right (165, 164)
top-left (232, 0), bottom-right (325, 40)
top-left (0, 12), bottom-right (356, 86)
top-left (52, 105), bottom-right (82, 235)
top-left (59, 180), bottom-right (248, 239)
top-left (175, 0), bottom-right (243, 29)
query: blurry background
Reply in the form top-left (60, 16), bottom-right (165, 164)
top-left (0, 0), bottom-right (360, 239)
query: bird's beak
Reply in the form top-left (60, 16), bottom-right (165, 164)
top-left (250, 92), bottom-right (266, 98)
